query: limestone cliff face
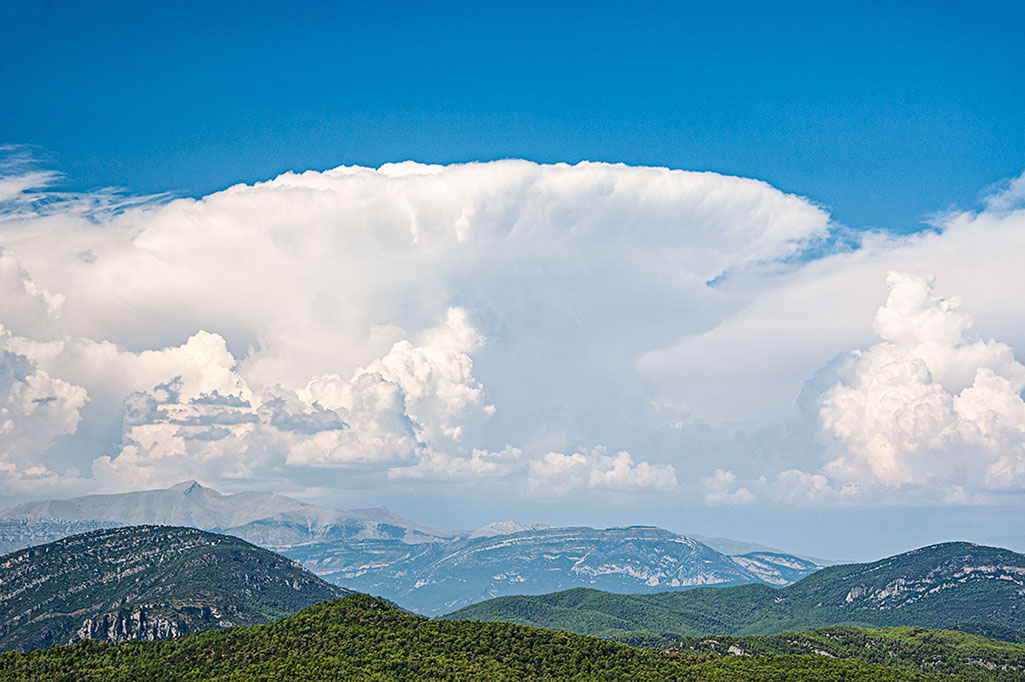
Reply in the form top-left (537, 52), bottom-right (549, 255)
top-left (71, 605), bottom-right (237, 644)
top-left (74, 610), bottom-right (186, 644)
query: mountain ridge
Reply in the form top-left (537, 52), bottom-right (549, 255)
top-left (444, 540), bottom-right (1025, 642)
top-left (0, 481), bottom-right (456, 546)
top-left (0, 481), bottom-right (822, 615)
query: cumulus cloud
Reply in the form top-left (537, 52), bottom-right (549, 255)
top-left (773, 469), bottom-right (859, 504)
top-left (527, 447), bottom-right (678, 494)
top-left (0, 334), bottom-right (88, 492)
top-left (703, 468), bottom-right (756, 505)
top-left (302, 307), bottom-right (492, 444)
top-left (90, 307), bottom-right (496, 490)
top-left (816, 271), bottom-right (1025, 495)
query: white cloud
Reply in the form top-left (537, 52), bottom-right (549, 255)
top-left (527, 447), bottom-right (678, 494)
top-left (0, 333), bottom-right (88, 493)
top-left (388, 445), bottom-right (523, 481)
top-left (0, 251), bottom-right (65, 340)
top-left (637, 179), bottom-right (1025, 426)
top-left (90, 307), bottom-right (496, 489)
top-left (817, 271), bottom-right (1025, 494)
top-left (983, 173), bottom-right (1025, 213)
top-left (0, 160), bottom-right (830, 395)
top-left (703, 468), bottom-right (756, 505)
top-left (304, 307), bottom-right (493, 444)
top-left (774, 469), bottom-right (859, 504)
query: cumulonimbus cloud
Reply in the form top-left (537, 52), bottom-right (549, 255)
top-left (7, 159), bottom-right (820, 499)
top-left (5, 154), bottom-right (1023, 508)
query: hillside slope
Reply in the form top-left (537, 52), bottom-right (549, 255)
top-left (674, 625), bottom-right (1025, 682)
top-left (445, 542), bottom-right (1025, 642)
top-left (0, 526), bottom-right (348, 651)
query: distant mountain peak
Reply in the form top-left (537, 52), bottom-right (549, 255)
top-left (0, 482), bottom-right (461, 557)
top-left (469, 520), bottom-right (551, 538)
top-left (170, 480), bottom-right (204, 494)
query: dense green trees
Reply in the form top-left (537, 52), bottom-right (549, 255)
top-left (0, 595), bottom-right (969, 681)
top-left (676, 626), bottom-right (1025, 681)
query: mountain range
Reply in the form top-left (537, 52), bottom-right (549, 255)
top-left (0, 525), bottom-right (347, 651)
top-left (2, 493), bottom-right (1025, 680)
top-left (0, 480), bottom-right (458, 552)
top-left (445, 541), bottom-right (1025, 644)
top-left (0, 481), bottom-right (821, 615)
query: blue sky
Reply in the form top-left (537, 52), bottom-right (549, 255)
top-left (3, 1), bottom-right (1023, 231)
top-left (2, 1), bottom-right (1025, 560)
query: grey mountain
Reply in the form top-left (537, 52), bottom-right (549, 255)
top-left (688, 534), bottom-right (833, 566)
top-left (296, 525), bottom-right (821, 615)
top-left (0, 482), bottom-right (821, 616)
top-left (0, 480), bottom-right (456, 555)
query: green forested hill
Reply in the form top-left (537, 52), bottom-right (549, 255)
top-left (0, 526), bottom-right (348, 651)
top-left (0, 594), bottom-right (974, 681)
top-left (444, 542), bottom-right (1025, 644)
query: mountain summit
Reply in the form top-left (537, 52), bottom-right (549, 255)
top-left (468, 520), bottom-right (551, 538)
